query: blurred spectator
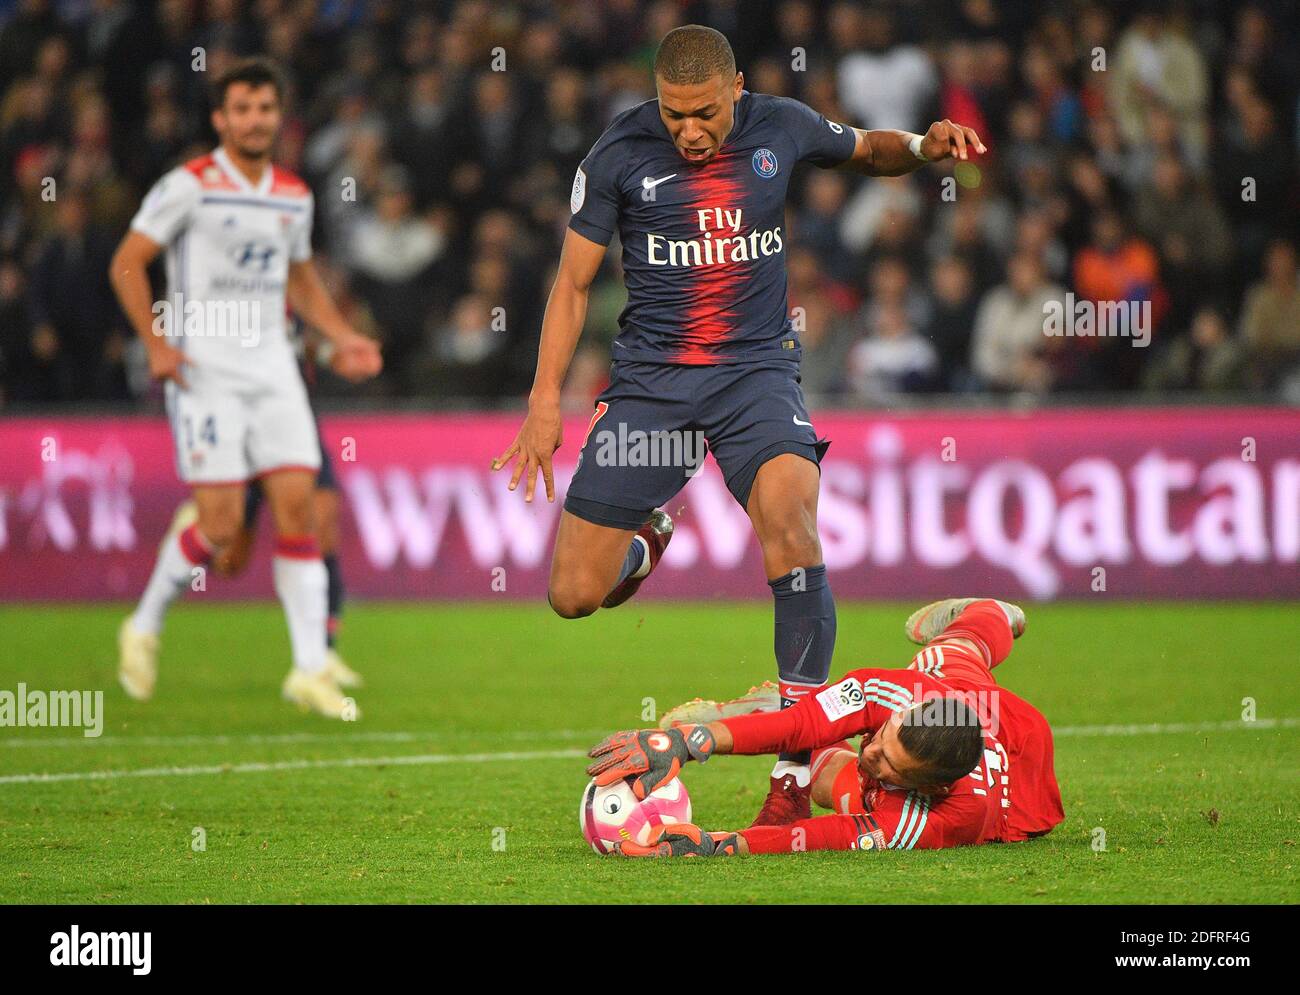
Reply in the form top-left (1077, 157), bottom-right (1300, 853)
top-left (970, 252), bottom-right (1065, 394)
top-left (1072, 207), bottom-right (1166, 386)
top-left (1238, 239), bottom-right (1300, 388)
top-left (346, 165), bottom-right (446, 390)
top-left (0, 256), bottom-right (37, 405)
top-left (1109, 7), bottom-right (1209, 165)
top-left (25, 187), bottom-right (128, 401)
top-left (923, 255), bottom-right (980, 389)
top-left (1132, 153), bottom-right (1232, 331)
top-left (846, 302), bottom-right (939, 400)
top-left (1144, 306), bottom-right (1246, 393)
top-left (1211, 92), bottom-right (1296, 292)
top-left (428, 292), bottom-right (510, 400)
top-left (788, 245), bottom-right (857, 398)
top-left (835, 4), bottom-right (938, 132)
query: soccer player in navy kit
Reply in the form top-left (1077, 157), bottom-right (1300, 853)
top-left (493, 26), bottom-right (986, 825)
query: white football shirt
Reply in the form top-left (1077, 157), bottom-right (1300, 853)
top-left (130, 146), bottom-right (314, 389)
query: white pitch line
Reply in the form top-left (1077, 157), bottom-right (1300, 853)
top-left (1052, 717), bottom-right (1300, 737)
top-left (0, 748), bottom-right (587, 785)
top-left (0, 718), bottom-right (1294, 787)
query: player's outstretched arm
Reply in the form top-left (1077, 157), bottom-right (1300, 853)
top-left (842, 120), bottom-right (987, 177)
top-left (491, 227), bottom-right (606, 503)
top-left (586, 675), bottom-right (881, 793)
top-left (286, 259), bottom-right (382, 382)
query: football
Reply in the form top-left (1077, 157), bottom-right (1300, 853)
top-left (579, 776), bottom-right (692, 854)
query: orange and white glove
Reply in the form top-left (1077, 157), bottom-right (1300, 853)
top-left (585, 726), bottom-right (715, 800)
top-left (616, 823), bottom-right (742, 858)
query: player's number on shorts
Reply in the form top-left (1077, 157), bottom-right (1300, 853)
top-left (183, 415), bottom-right (218, 449)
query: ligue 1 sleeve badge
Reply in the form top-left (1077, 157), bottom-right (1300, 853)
top-left (752, 148), bottom-right (778, 178)
top-left (570, 166), bottom-right (586, 213)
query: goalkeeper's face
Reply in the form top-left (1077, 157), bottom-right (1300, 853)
top-left (655, 71), bottom-right (744, 166)
top-left (858, 715), bottom-right (927, 789)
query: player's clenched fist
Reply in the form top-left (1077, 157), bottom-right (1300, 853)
top-left (586, 726), bottom-right (715, 799)
top-left (920, 118), bottom-right (987, 162)
top-left (616, 823), bottom-right (742, 858)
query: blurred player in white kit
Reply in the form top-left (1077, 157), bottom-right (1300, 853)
top-left (109, 58), bottom-right (381, 718)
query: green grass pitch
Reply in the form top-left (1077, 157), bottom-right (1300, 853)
top-left (0, 601), bottom-right (1296, 904)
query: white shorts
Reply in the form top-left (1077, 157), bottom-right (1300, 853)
top-left (165, 373), bottom-right (320, 485)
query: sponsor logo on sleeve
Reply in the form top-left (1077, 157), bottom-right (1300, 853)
top-left (570, 166), bottom-right (586, 213)
top-left (816, 677), bottom-right (865, 721)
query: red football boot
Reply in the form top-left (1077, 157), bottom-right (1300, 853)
top-left (749, 768), bottom-right (813, 827)
top-left (602, 508), bottom-right (673, 609)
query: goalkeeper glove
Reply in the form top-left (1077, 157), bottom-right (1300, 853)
top-left (586, 725), bottom-right (715, 799)
top-left (616, 823), bottom-right (742, 858)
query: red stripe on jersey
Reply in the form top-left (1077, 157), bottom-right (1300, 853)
top-left (270, 164), bottom-right (310, 198)
top-left (183, 153), bottom-right (240, 191)
top-left (673, 151), bottom-right (747, 364)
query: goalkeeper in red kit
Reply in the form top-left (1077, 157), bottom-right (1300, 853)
top-left (586, 598), bottom-right (1065, 856)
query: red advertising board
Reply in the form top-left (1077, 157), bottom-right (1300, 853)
top-left (1, 409), bottom-right (1297, 601)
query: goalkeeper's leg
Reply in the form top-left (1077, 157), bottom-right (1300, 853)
top-left (905, 597), bottom-right (1024, 687)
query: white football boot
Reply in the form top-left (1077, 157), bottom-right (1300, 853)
top-left (658, 680), bottom-right (781, 729)
top-left (117, 617), bottom-right (160, 701)
top-left (904, 598), bottom-right (1026, 645)
top-left (282, 668), bottom-right (360, 720)
top-left (325, 648), bottom-right (364, 689)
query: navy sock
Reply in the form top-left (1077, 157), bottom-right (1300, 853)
top-left (613, 536), bottom-right (646, 588)
top-left (325, 553), bottom-right (343, 648)
top-left (770, 564), bottom-right (836, 767)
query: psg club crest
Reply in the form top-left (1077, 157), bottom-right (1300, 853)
top-left (752, 148), bottom-right (778, 178)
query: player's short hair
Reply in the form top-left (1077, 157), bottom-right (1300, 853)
top-left (897, 697), bottom-right (984, 786)
top-left (654, 25), bottom-right (736, 85)
top-left (211, 57), bottom-right (286, 109)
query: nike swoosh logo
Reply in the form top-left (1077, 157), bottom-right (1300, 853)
top-left (641, 174), bottom-right (677, 191)
top-left (792, 633), bottom-right (816, 676)
top-left (793, 416), bottom-right (813, 427)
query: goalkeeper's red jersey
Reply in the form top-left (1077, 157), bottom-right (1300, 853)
top-left (724, 601), bottom-right (1065, 853)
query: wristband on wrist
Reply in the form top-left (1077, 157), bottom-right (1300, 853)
top-left (684, 725), bottom-right (715, 763)
top-left (908, 133), bottom-right (929, 162)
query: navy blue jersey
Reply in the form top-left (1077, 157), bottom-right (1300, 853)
top-left (569, 91), bottom-right (856, 365)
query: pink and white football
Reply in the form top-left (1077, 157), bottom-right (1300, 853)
top-left (579, 775), bottom-right (692, 854)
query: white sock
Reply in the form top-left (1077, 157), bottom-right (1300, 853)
top-left (132, 525), bottom-right (210, 635)
top-left (771, 760), bottom-right (812, 787)
top-left (273, 540), bottom-right (328, 675)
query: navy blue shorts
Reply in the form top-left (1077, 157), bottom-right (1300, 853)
top-left (564, 360), bottom-right (830, 530)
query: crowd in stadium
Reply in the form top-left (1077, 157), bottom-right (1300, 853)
top-left (1, 0), bottom-right (1297, 411)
